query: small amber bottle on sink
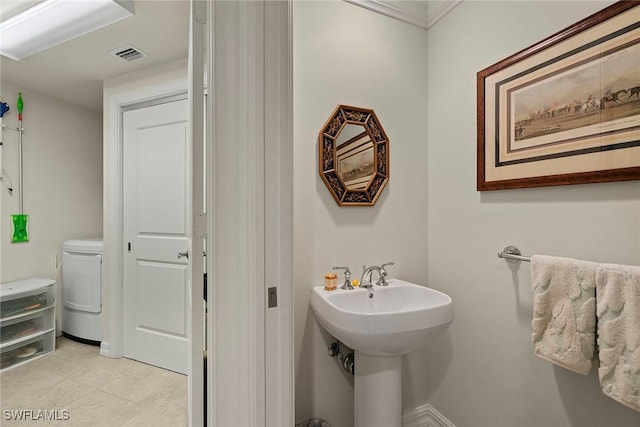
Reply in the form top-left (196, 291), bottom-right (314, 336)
top-left (324, 273), bottom-right (337, 291)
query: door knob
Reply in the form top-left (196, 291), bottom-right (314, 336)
top-left (177, 250), bottom-right (189, 259)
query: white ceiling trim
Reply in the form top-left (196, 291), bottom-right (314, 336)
top-left (426, 0), bottom-right (462, 29)
top-left (343, 0), bottom-right (461, 30)
top-left (343, 0), bottom-right (428, 29)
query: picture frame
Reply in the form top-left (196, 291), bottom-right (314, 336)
top-left (477, 1), bottom-right (640, 191)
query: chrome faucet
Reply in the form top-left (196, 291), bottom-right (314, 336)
top-left (333, 266), bottom-right (353, 290)
top-left (360, 265), bottom-right (383, 289)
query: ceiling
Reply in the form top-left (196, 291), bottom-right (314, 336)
top-left (0, 0), bottom-right (454, 113)
top-left (0, 0), bottom-right (190, 113)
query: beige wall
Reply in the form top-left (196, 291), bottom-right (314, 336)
top-left (426, 1), bottom-right (640, 426)
top-left (0, 82), bottom-right (102, 333)
top-left (295, 1), bottom-right (640, 426)
top-left (293, 2), bottom-right (428, 425)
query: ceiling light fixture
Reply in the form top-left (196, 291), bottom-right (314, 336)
top-left (0, 0), bottom-right (134, 61)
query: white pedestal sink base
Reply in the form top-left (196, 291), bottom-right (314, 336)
top-left (310, 281), bottom-right (453, 427)
top-left (354, 352), bottom-right (401, 427)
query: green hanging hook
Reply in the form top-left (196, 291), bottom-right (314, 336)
top-left (12, 92), bottom-right (28, 243)
top-left (17, 92), bottom-right (23, 121)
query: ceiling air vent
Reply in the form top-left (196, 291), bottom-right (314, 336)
top-left (111, 44), bottom-right (148, 63)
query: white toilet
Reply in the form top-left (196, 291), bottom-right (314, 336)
top-left (62, 238), bottom-right (103, 345)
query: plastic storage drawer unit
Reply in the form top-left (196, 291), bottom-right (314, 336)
top-left (1, 278), bottom-right (56, 371)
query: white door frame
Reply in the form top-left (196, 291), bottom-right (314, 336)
top-left (106, 0), bottom-right (293, 425)
top-left (263, 1), bottom-right (294, 424)
top-left (105, 77), bottom-right (188, 360)
top-left (207, 0), bottom-right (293, 425)
top-left (188, 1), bottom-right (206, 426)
top-left (104, 77), bottom-right (204, 421)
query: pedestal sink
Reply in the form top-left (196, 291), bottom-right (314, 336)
top-left (310, 279), bottom-right (453, 427)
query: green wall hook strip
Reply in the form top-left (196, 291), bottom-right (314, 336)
top-left (11, 214), bottom-right (28, 243)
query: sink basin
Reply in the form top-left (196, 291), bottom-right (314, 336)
top-left (310, 278), bottom-right (453, 356)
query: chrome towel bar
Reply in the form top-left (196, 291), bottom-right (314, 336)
top-left (497, 246), bottom-right (531, 263)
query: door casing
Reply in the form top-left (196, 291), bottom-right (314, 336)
top-left (105, 79), bottom-right (188, 360)
top-left (207, 1), bottom-right (293, 425)
top-left (104, 0), bottom-right (294, 425)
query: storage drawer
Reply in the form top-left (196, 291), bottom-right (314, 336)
top-left (1, 309), bottom-right (53, 344)
top-left (0, 292), bottom-right (51, 318)
top-left (0, 333), bottom-right (54, 371)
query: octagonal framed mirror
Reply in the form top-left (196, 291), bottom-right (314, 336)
top-left (319, 105), bottom-right (389, 206)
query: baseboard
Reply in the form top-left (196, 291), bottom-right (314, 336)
top-left (403, 404), bottom-right (455, 427)
top-left (99, 340), bottom-right (111, 357)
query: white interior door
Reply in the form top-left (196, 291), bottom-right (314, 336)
top-left (123, 98), bottom-right (190, 374)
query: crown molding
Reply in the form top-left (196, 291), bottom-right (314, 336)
top-left (403, 403), bottom-right (456, 427)
top-left (426, 0), bottom-right (462, 29)
top-left (343, 0), bottom-right (461, 30)
top-left (343, 0), bottom-right (428, 29)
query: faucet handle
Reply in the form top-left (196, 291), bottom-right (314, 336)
top-left (333, 266), bottom-right (351, 277)
top-left (380, 262), bottom-right (395, 275)
top-left (377, 262), bottom-right (394, 286)
top-left (333, 266), bottom-right (353, 290)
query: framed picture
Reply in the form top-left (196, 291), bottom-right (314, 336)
top-left (477, 1), bottom-right (640, 191)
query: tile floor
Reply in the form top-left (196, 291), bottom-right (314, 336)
top-left (1, 337), bottom-right (187, 426)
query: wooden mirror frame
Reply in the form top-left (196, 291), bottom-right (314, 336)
top-left (318, 105), bottom-right (390, 206)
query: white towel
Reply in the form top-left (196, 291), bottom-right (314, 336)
top-left (531, 255), bottom-right (597, 374)
top-left (596, 263), bottom-right (640, 413)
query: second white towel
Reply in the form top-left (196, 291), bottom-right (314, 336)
top-left (596, 263), bottom-right (640, 412)
top-left (531, 255), bottom-right (598, 375)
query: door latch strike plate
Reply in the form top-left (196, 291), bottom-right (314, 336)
top-left (194, 212), bottom-right (207, 239)
top-left (268, 287), bottom-right (277, 308)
